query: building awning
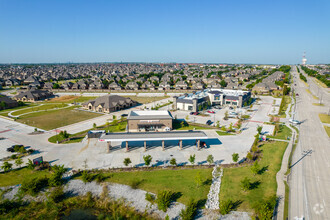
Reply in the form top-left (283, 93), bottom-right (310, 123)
top-left (99, 130), bottom-right (209, 142)
top-left (138, 122), bottom-right (164, 126)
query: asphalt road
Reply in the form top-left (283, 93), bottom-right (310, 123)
top-left (289, 66), bottom-right (330, 220)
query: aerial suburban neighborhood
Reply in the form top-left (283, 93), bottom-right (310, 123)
top-left (1, 61), bottom-right (329, 220)
top-left (1, 1), bottom-right (330, 220)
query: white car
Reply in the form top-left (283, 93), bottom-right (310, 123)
top-left (289, 119), bottom-right (301, 124)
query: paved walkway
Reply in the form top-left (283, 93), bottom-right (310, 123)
top-left (274, 123), bottom-right (296, 220)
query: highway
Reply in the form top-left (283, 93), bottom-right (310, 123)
top-left (289, 66), bottom-right (330, 220)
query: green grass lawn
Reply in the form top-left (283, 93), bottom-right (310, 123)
top-left (324, 126), bottom-right (330, 137)
top-left (216, 131), bottom-right (234, 136)
top-left (173, 120), bottom-right (213, 130)
top-left (279, 96), bottom-right (291, 118)
top-left (102, 168), bottom-right (212, 205)
top-left (48, 120), bottom-right (127, 143)
top-left (123, 96), bottom-right (169, 104)
top-left (268, 124), bottom-right (292, 140)
top-left (11, 103), bottom-right (68, 116)
top-left (319, 113), bottom-right (330, 124)
top-left (17, 106), bottom-right (101, 130)
top-left (220, 141), bottom-right (288, 211)
top-left (0, 103), bottom-right (38, 117)
top-left (312, 103), bottom-right (324, 106)
top-left (0, 167), bottom-right (51, 187)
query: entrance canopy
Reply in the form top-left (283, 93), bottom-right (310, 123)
top-left (99, 130), bottom-right (208, 142)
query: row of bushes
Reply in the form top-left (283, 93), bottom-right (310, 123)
top-left (301, 65), bottom-right (330, 87)
top-left (300, 73), bottom-right (307, 82)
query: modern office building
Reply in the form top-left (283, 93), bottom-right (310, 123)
top-left (127, 110), bottom-right (173, 132)
top-left (173, 89), bottom-right (251, 111)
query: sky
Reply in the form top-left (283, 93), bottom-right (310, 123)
top-left (0, 0), bottom-right (329, 64)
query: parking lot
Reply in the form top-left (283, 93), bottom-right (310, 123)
top-left (0, 96), bottom-right (280, 170)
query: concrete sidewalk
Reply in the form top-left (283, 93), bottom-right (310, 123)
top-left (274, 123), bottom-right (297, 220)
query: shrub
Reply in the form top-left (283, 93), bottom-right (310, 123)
top-left (156, 190), bottom-right (174, 212)
top-left (207, 155), bottom-right (214, 165)
top-left (143, 155), bottom-right (152, 166)
top-left (95, 173), bottom-right (106, 183)
top-left (1, 162), bottom-right (13, 172)
top-left (81, 170), bottom-right (93, 183)
top-left (145, 192), bottom-right (155, 204)
top-left (123, 158), bottom-right (132, 166)
top-left (188, 154), bottom-right (195, 165)
top-left (170, 158), bottom-right (177, 166)
top-left (180, 199), bottom-right (198, 220)
top-left (129, 179), bottom-right (143, 189)
top-left (232, 153), bottom-right (239, 162)
top-left (194, 171), bottom-right (203, 187)
top-left (240, 177), bottom-right (251, 191)
top-left (26, 159), bottom-right (36, 170)
top-left (48, 187), bottom-right (65, 203)
top-left (219, 199), bottom-right (234, 215)
top-left (246, 152), bottom-right (253, 161)
top-left (20, 176), bottom-right (49, 196)
top-left (254, 195), bottom-right (277, 220)
top-left (251, 161), bottom-right (260, 175)
top-left (10, 154), bottom-right (17, 160)
top-left (48, 172), bottom-right (63, 187)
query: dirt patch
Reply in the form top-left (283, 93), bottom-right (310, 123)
top-left (48, 95), bottom-right (77, 102)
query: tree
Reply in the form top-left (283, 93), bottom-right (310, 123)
top-left (251, 161), bottom-right (260, 175)
top-left (52, 83), bottom-right (60, 89)
top-left (220, 80), bottom-right (227, 88)
top-left (224, 111), bottom-right (228, 120)
top-left (1, 161), bottom-right (13, 172)
top-left (240, 177), bottom-right (251, 191)
top-left (170, 158), bottom-right (177, 166)
top-left (112, 115), bottom-right (116, 120)
top-left (93, 123), bottom-right (97, 130)
top-left (216, 121), bottom-right (220, 128)
top-left (232, 153), bottom-right (239, 162)
top-left (143, 155), bottom-right (152, 166)
top-left (229, 123), bottom-right (233, 132)
top-left (180, 199), bottom-right (198, 220)
top-left (188, 154), bottom-right (195, 165)
top-left (15, 157), bottom-right (23, 168)
top-left (185, 115), bottom-right (189, 121)
top-left (194, 171), bottom-right (203, 187)
top-left (219, 199), bottom-right (234, 215)
top-left (254, 195), bottom-right (277, 220)
top-left (246, 152), bottom-right (253, 161)
top-left (123, 158), bottom-right (132, 166)
top-left (156, 190), bottom-right (174, 212)
top-left (26, 159), bottom-right (36, 170)
top-left (257, 126), bottom-right (263, 134)
top-left (180, 120), bottom-right (186, 128)
top-left (207, 155), bottom-right (214, 165)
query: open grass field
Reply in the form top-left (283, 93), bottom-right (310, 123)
top-left (219, 141), bottom-right (288, 211)
top-left (123, 96), bottom-right (169, 104)
top-left (324, 126), bottom-right (330, 137)
top-left (319, 113), bottom-right (330, 124)
top-left (46, 95), bottom-right (96, 104)
top-left (0, 167), bottom-right (52, 187)
top-left (0, 103), bottom-right (38, 117)
top-left (11, 103), bottom-right (68, 116)
top-left (268, 124), bottom-right (292, 140)
top-left (100, 168), bottom-right (212, 205)
top-left (17, 106), bottom-right (101, 130)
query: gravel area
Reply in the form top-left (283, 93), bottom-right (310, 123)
top-left (1, 180), bottom-right (250, 220)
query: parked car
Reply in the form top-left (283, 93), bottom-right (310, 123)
top-left (121, 113), bottom-right (128, 117)
top-left (207, 110), bottom-right (215, 114)
top-left (296, 93), bottom-right (299, 96)
top-left (206, 120), bottom-right (212, 125)
top-left (229, 106), bottom-right (234, 110)
top-left (193, 112), bottom-right (199, 115)
top-left (190, 112), bottom-right (194, 115)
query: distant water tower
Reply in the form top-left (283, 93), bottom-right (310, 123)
top-left (302, 51), bottom-right (307, 65)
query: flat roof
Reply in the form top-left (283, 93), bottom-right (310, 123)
top-left (99, 130), bottom-right (208, 142)
top-left (128, 110), bottom-right (173, 120)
